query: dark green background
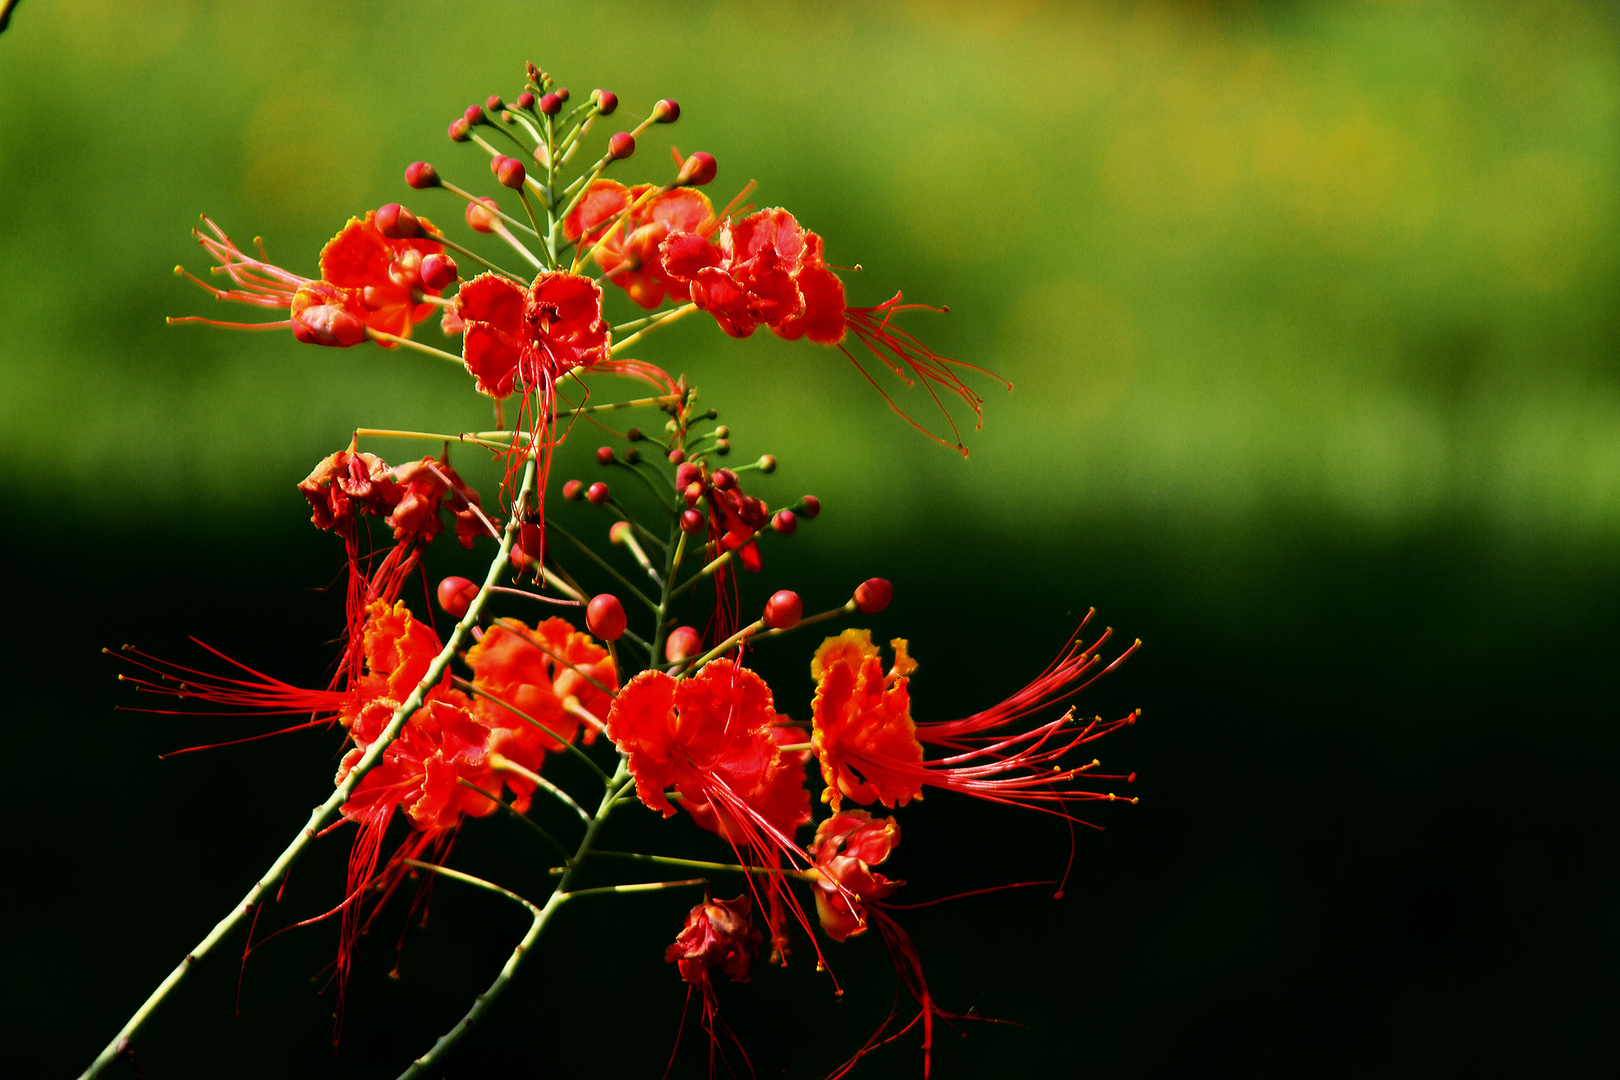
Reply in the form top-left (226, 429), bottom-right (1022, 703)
top-left (5, 1), bottom-right (1616, 1076)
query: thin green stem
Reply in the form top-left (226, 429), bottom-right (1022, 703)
top-left (355, 428), bottom-right (507, 451)
top-left (455, 680), bottom-right (610, 783)
top-left (592, 850), bottom-right (811, 878)
top-left (610, 303), bottom-right (698, 354)
top-left (428, 232), bottom-right (528, 282)
top-left (561, 878), bottom-right (707, 899)
top-left (546, 521), bottom-right (657, 613)
top-left (457, 780), bottom-right (576, 861)
top-left (485, 754), bottom-right (590, 825)
top-left (366, 328), bottom-right (465, 365)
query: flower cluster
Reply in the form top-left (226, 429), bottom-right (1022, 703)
top-left (88, 61), bottom-right (1141, 1080)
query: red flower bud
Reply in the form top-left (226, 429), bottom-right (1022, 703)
top-left (539, 92), bottom-right (562, 116)
top-left (375, 203), bottom-right (420, 240)
top-left (799, 495), bottom-right (821, 519)
top-left (627, 427), bottom-right (643, 441)
top-left (485, 94), bottom-right (503, 111)
top-left (291, 301), bottom-right (366, 347)
top-left (684, 481), bottom-right (704, 507)
top-left (665, 625), bottom-right (702, 663)
top-left (608, 132), bottom-right (636, 160)
top-left (562, 479), bottom-right (585, 501)
top-left (587, 481), bottom-right (610, 504)
top-left (680, 508), bottom-right (705, 534)
top-left (510, 522), bottom-right (544, 571)
top-left (596, 446), bottom-right (615, 465)
top-left (667, 448), bottom-right (686, 465)
top-left (677, 151), bottom-right (717, 187)
top-left (464, 104), bottom-right (487, 125)
top-left (594, 89), bottom-right (618, 115)
top-left (516, 91), bottom-right (536, 110)
top-left (764, 590), bottom-right (802, 630)
top-left (854, 578), bottom-right (892, 614)
top-left (419, 253), bottom-right (458, 291)
top-left (586, 594), bottom-right (627, 640)
top-left (466, 197), bottom-right (498, 233)
top-left (653, 98), bottom-right (680, 123)
top-left (772, 510), bottom-right (797, 535)
top-left (448, 117), bottom-right (471, 141)
top-left (556, 87), bottom-right (571, 102)
top-left (494, 155), bottom-right (527, 189)
top-left (758, 454), bottom-right (777, 474)
top-left (405, 161), bottom-right (441, 189)
top-left (676, 462), bottom-right (702, 488)
top-left (437, 576), bottom-right (480, 619)
top-left (712, 468), bottom-right (737, 491)
top-left (609, 520), bottom-right (633, 544)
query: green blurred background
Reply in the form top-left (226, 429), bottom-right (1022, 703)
top-left (5, 1), bottom-right (1617, 1076)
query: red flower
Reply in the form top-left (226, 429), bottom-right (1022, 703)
top-left (683, 724), bottom-right (812, 848)
top-left (316, 210), bottom-right (445, 343)
top-left (665, 893), bottom-right (762, 993)
top-left (810, 629), bottom-right (1139, 819)
top-left (386, 456), bottom-right (487, 549)
top-left (464, 618), bottom-right (617, 810)
top-left (562, 180), bottom-right (716, 309)
top-left (455, 271), bottom-right (610, 398)
top-left (660, 208), bottom-right (805, 337)
top-left (807, 810), bottom-right (901, 942)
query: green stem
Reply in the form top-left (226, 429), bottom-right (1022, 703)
top-left (546, 521), bottom-right (657, 613)
top-left (457, 780), bottom-right (576, 861)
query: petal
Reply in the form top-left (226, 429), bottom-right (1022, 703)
top-left (455, 272), bottom-right (526, 332)
top-left (462, 322), bottom-right (524, 398)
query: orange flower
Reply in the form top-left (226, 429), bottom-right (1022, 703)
top-left (562, 179), bottom-right (716, 309)
top-left (455, 271), bottom-right (610, 398)
top-left (315, 210), bottom-right (446, 343)
top-left (665, 893), bottom-right (762, 993)
top-left (807, 810), bottom-right (901, 942)
top-left (811, 630), bottom-right (924, 812)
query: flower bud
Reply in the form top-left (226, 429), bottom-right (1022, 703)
top-left (556, 87), bottom-right (571, 102)
top-left (596, 446), bottom-right (615, 465)
top-left (466, 197), bottom-right (499, 233)
top-left (375, 203), bottom-right (420, 240)
top-left (704, 408), bottom-right (719, 420)
top-left (517, 91), bottom-right (536, 109)
top-left (653, 98), bottom-right (680, 123)
top-left (714, 425), bottom-right (730, 438)
top-left (680, 508), bottom-right (706, 534)
top-left (448, 117), bottom-right (471, 141)
top-left (677, 151), bottom-right (717, 187)
top-left (757, 454), bottom-right (777, 474)
top-left (494, 155), bottom-right (527, 189)
top-left (387, 249), bottom-right (424, 289)
top-left (609, 520), bottom-right (633, 544)
top-left (291, 297), bottom-right (367, 347)
top-left (562, 479), bottom-right (585, 501)
top-left (668, 448), bottom-right (686, 465)
top-left (420, 253), bottom-right (458, 292)
top-left (594, 89), bottom-right (618, 115)
top-left (712, 468), bottom-right (737, 491)
top-left (714, 439), bottom-right (731, 455)
top-left (587, 481), bottom-right (610, 504)
top-left (405, 161), bottom-right (441, 189)
top-left (485, 94), bottom-right (503, 111)
top-left (684, 481), bottom-right (704, 507)
top-left (464, 104), bottom-right (487, 125)
top-left (608, 132), bottom-right (636, 160)
top-left (764, 590), bottom-right (802, 630)
top-left (772, 510), bottom-right (797, 535)
top-left (854, 578), bottom-right (892, 614)
top-left (539, 92), bottom-right (562, 116)
top-left (511, 522), bottom-right (544, 571)
top-left (437, 576), bottom-right (480, 618)
top-left (799, 495), bottom-right (821, 519)
top-left (626, 427), bottom-right (643, 441)
top-left (625, 448), bottom-right (642, 465)
top-left (586, 594), bottom-right (627, 641)
top-left (665, 625), bottom-right (702, 663)
top-left (675, 462), bottom-right (702, 488)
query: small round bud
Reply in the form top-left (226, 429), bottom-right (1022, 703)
top-left (609, 520), bottom-right (633, 544)
top-left (714, 439), bottom-right (731, 455)
top-left (799, 496), bottom-right (821, 519)
top-left (375, 203), bottom-right (421, 240)
top-left (594, 89), bottom-right (618, 115)
top-left (596, 446), bottom-right (615, 465)
top-left (539, 92), bottom-right (562, 116)
top-left (464, 104), bottom-right (487, 125)
top-left (763, 590), bottom-right (802, 630)
top-left (704, 408), bottom-right (719, 420)
top-left (405, 161), bottom-right (441, 189)
top-left (420, 253), bottom-right (458, 291)
top-left (436, 576), bottom-right (480, 618)
top-left (494, 155), bottom-right (527, 189)
top-left (608, 132), bottom-right (636, 160)
top-left (665, 625), bottom-right (702, 663)
top-left (562, 479), bottom-right (585, 501)
top-left (625, 448), bottom-right (642, 465)
top-left (772, 510), bottom-right (798, 535)
top-left (677, 151), bottom-right (717, 186)
top-left (556, 87), bottom-right (571, 102)
top-left (587, 481), bottom-right (610, 504)
top-left (667, 448), bottom-right (686, 465)
top-left (486, 95), bottom-right (504, 111)
top-left (665, 418), bottom-right (679, 433)
top-left (714, 425), bottom-right (730, 438)
top-left (680, 508), bottom-right (706, 534)
top-left (586, 594), bottom-right (627, 641)
top-left (516, 91), bottom-right (536, 110)
top-left (854, 578), bottom-right (893, 614)
top-left (626, 427), bottom-right (643, 442)
top-left (466, 197), bottom-right (499, 233)
top-left (758, 454), bottom-right (777, 474)
top-left (675, 462), bottom-right (702, 488)
top-left (448, 117), bottom-right (471, 141)
top-left (712, 469), bottom-right (737, 491)
top-left (684, 481), bottom-right (704, 507)
top-left (653, 98), bottom-right (680, 123)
